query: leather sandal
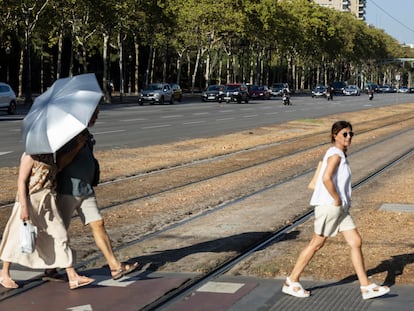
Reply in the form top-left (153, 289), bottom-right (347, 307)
top-left (0, 276), bottom-right (19, 289)
top-left (69, 275), bottom-right (95, 290)
top-left (282, 277), bottom-right (310, 298)
top-left (361, 283), bottom-right (390, 299)
top-left (111, 262), bottom-right (139, 280)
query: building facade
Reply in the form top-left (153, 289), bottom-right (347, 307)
top-left (312, 0), bottom-right (366, 20)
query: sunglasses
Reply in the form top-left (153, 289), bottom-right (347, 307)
top-left (342, 131), bottom-right (354, 138)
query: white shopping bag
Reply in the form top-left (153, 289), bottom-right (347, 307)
top-left (20, 221), bottom-right (37, 254)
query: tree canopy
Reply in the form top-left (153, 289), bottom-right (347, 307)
top-left (0, 0), bottom-right (411, 100)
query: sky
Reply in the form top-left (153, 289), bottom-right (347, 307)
top-left (365, 0), bottom-right (414, 44)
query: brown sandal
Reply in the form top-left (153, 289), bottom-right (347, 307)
top-left (111, 262), bottom-right (139, 280)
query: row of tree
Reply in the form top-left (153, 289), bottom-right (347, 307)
top-left (1, 0), bottom-right (413, 103)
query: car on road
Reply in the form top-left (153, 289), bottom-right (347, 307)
top-left (398, 86), bottom-right (409, 93)
top-left (311, 85), bottom-right (327, 98)
top-left (365, 83), bottom-right (379, 93)
top-left (248, 85), bottom-right (271, 100)
top-left (218, 83), bottom-right (249, 104)
top-left (343, 85), bottom-right (360, 96)
top-left (270, 83), bottom-right (289, 97)
top-left (139, 83), bottom-right (174, 105)
top-left (201, 84), bottom-right (224, 102)
top-left (331, 81), bottom-right (347, 95)
top-left (379, 85), bottom-right (397, 93)
top-left (0, 82), bottom-right (17, 115)
top-left (170, 83), bottom-right (183, 101)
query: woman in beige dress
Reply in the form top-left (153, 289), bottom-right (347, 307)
top-left (0, 150), bottom-right (94, 290)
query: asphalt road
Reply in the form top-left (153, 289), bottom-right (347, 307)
top-left (1, 92), bottom-right (414, 168)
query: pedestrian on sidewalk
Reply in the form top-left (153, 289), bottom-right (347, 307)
top-left (49, 107), bottom-right (138, 281)
top-left (282, 120), bottom-right (390, 300)
top-left (0, 150), bottom-right (94, 290)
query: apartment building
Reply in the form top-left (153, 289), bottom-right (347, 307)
top-left (312, 0), bottom-right (366, 20)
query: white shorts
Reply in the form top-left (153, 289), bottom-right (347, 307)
top-left (57, 194), bottom-right (102, 228)
top-left (314, 204), bottom-right (356, 237)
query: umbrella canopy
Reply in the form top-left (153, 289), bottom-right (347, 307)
top-left (22, 73), bottom-right (102, 154)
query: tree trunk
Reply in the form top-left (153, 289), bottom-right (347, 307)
top-left (103, 32), bottom-right (110, 103)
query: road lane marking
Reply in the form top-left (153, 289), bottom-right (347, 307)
top-left (242, 114), bottom-right (259, 118)
top-left (161, 115), bottom-right (183, 118)
top-left (94, 130), bottom-right (126, 135)
top-left (141, 124), bottom-right (171, 129)
top-left (0, 151), bottom-right (13, 156)
top-left (121, 118), bottom-right (147, 122)
top-left (216, 117), bottom-right (235, 121)
top-left (183, 121), bottom-right (206, 125)
top-left (193, 112), bottom-right (209, 115)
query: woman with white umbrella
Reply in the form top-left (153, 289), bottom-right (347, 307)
top-left (0, 138), bottom-right (95, 290)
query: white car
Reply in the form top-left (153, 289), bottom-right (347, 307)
top-left (0, 82), bottom-right (17, 114)
top-left (343, 85), bottom-right (360, 96)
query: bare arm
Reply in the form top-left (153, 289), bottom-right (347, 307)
top-left (322, 154), bottom-right (342, 206)
top-left (17, 153), bottom-right (34, 221)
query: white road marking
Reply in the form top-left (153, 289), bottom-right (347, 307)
top-left (161, 115), bottom-right (183, 118)
top-left (66, 304), bottom-right (93, 311)
top-left (216, 117), bottom-right (235, 121)
top-left (121, 118), bottom-right (147, 122)
top-left (0, 151), bottom-right (13, 156)
top-left (94, 130), bottom-right (126, 135)
top-left (94, 274), bottom-right (138, 287)
top-left (197, 281), bottom-right (244, 294)
top-left (183, 121), bottom-right (206, 125)
top-left (243, 114), bottom-right (259, 118)
top-left (141, 124), bottom-right (171, 129)
top-left (193, 112), bottom-right (209, 115)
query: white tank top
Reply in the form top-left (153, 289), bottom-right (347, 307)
top-left (310, 146), bottom-right (352, 209)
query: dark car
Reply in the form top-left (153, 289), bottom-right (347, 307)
top-left (218, 83), bottom-right (249, 104)
top-left (311, 85), bottom-right (327, 98)
top-left (365, 83), bottom-right (379, 93)
top-left (138, 83), bottom-right (174, 105)
top-left (170, 83), bottom-right (182, 101)
top-left (248, 85), bottom-right (271, 100)
top-left (201, 84), bottom-right (224, 102)
top-left (331, 81), bottom-right (347, 95)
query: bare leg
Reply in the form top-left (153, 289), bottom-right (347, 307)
top-left (88, 219), bottom-right (139, 278)
top-left (89, 219), bottom-right (121, 272)
top-left (341, 229), bottom-right (370, 286)
top-left (0, 261), bottom-right (18, 288)
top-left (289, 234), bottom-right (327, 282)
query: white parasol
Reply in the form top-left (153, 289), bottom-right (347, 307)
top-left (22, 73), bottom-right (102, 154)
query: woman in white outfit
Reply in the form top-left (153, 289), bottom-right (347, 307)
top-left (282, 120), bottom-right (389, 300)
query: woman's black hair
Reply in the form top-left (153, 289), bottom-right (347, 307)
top-left (331, 120), bottom-right (352, 143)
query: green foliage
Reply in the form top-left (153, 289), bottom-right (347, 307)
top-left (1, 0), bottom-right (411, 89)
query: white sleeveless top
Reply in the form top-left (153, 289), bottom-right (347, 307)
top-left (310, 146), bottom-right (352, 209)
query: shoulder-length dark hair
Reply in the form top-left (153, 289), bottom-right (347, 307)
top-left (331, 121), bottom-right (352, 143)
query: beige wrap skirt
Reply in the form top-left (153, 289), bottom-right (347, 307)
top-left (0, 189), bottom-right (73, 268)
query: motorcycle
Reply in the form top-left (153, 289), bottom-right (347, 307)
top-left (282, 93), bottom-right (290, 105)
top-left (326, 90), bottom-right (333, 101)
top-left (368, 90), bottom-right (374, 100)
top-left (282, 95), bottom-right (290, 105)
